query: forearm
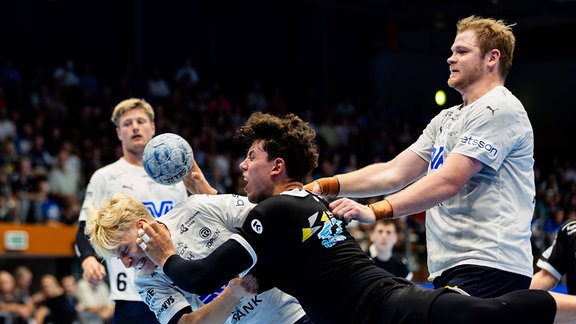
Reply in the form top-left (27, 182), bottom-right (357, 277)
top-left (385, 154), bottom-right (475, 217)
top-left (177, 287), bottom-right (243, 324)
top-left (530, 270), bottom-right (559, 291)
top-left (385, 176), bottom-right (454, 218)
top-left (338, 150), bottom-right (426, 198)
top-left (337, 163), bottom-right (393, 197)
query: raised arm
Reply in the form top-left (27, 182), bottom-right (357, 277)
top-left (183, 161), bottom-right (218, 195)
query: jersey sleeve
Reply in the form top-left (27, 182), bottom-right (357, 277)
top-left (75, 170), bottom-right (108, 259)
top-left (537, 224), bottom-right (569, 280)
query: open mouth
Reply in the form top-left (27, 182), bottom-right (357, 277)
top-left (135, 259), bottom-right (145, 270)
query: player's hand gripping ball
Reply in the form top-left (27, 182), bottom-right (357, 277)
top-left (143, 133), bottom-right (194, 185)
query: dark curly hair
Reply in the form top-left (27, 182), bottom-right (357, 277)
top-left (236, 112), bottom-right (319, 182)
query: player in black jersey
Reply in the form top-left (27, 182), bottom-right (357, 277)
top-left (137, 112), bottom-right (576, 323)
top-left (531, 218), bottom-right (576, 295)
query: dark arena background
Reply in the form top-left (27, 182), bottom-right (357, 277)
top-left (0, 0), bottom-right (575, 317)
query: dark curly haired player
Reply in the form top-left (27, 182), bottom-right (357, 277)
top-left (133, 112), bottom-right (574, 323)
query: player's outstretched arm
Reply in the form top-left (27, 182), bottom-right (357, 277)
top-left (305, 149), bottom-right (428, 198)
top-left (139, 221), bottom-right (254, 294)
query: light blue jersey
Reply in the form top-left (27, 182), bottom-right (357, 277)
top-left (135, 194), bottom-right (306, 324)
top-left (409, 86), bottom-right (535, 280)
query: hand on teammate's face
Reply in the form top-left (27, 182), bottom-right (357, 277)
top-left (137, 220), bottom-right (175, 267)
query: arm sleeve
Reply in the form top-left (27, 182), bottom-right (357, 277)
top-left (74, 220), bottom-right (97, 260)
top-left (163, 239), bottom-right (253, 295)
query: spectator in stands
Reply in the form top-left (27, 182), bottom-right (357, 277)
top-left (33, 274), bottom-right (79, 324)
top-left (174, 58), bottom-right (200, 94)
top-left (368, 219), bottom-right (413, 280)
top-left (36, 175), bottom-right (62, 224)
top-left (12, 266), bottom-right (34, 306)
top-left (48, 145), bottom-right (82, 224)
top-left (10, 156), bottom-right (43, 223)
top-left (75, 278), bottom-right (114, 324)
top-left (0, 106), bottom-right (17, 143)
top-left (0, 166), bottom-right (18, 222)
top-left (245, 80), bottom-right (267, 112)
top-left (0, 270), bottom-right (33, 324)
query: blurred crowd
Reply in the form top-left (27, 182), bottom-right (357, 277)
top-left (0, 265), bottom-right (113, 323)
top-left (1, 54), bottom-right (575, 295)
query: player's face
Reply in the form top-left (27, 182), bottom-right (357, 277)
top-left (370, 223), bottom-right (397, 252)
top-left (447, 29), bottom-right (485, 92)
top-left (239, 140), bottom-right (276, 204)
top-left (116, 108), bottom-right (156, 156)
top-left (115, 226), bottom-right (156, 275)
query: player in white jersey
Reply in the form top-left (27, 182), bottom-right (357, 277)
top-left (306, 16), bottom-right (534, 297)
top-left (75, 98), bottom-right (189, 323)
top-left (85, 193), bottom-right (310, 323)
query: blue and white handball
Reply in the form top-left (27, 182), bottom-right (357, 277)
top-left (143, 133), bottom-right (194, 185)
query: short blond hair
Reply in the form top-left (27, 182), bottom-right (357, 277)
top-left (456, 15), bottom-right (516, 78)
top-left (85, 193), bottom-right (154, 258)
top-left (110, 98), bottom-right (155, 126)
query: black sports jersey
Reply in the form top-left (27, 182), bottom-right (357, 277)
top-left (237, 190), bottom-right (414, 323)
top-left (537, 219), bottom-right (576, 294)
top-left (162, 189), bottom-right (556, 324)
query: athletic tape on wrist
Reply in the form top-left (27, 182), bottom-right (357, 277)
top-left (368, 198), bottom-right (393, 220)
top-left (318, 176), bottom-right (340, 196)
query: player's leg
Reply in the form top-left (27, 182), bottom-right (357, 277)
top-left (549, 291), bottom-right (576, 323)
top-left (428, 289), bottom-right (556, 324)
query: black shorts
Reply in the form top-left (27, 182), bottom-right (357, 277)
top-left (114, 300), bottom-right (159, 323)
top-left (432, 264), bottom-right (531, 297)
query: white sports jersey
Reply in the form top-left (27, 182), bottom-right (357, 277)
top-left (409, 86), bottom-right (534, 280)
top-left (135, 194), bottom-right (306, 324)
top-left (79, 158), bottom-right (188, 301)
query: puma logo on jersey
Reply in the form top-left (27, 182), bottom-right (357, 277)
top-left (485, 105), bottom-right (499, 115)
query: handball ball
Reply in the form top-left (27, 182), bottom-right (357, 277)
top-left (143, 133), bottom-right (194, 185)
